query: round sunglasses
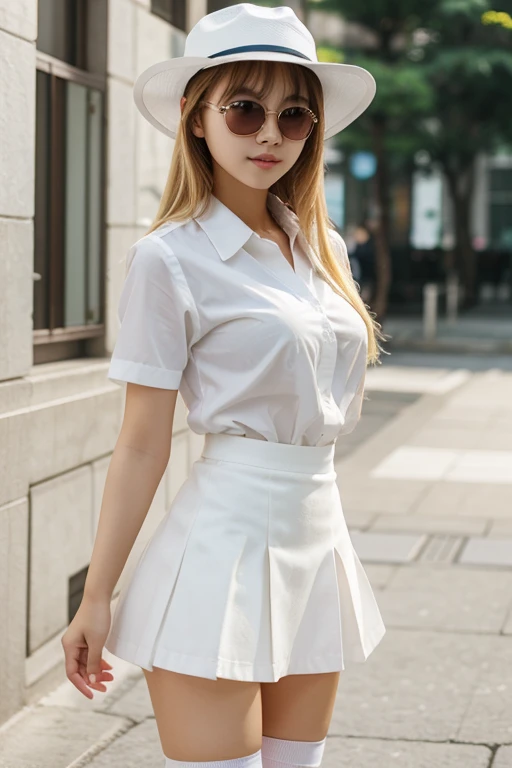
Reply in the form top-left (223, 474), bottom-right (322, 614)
top-left (199, 99), bottom-right (318, 141)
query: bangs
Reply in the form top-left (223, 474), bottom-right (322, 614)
top-left (215, 60), bottom-right (312, 106)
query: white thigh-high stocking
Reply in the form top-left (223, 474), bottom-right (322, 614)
top-left (261, 736), bottom-right (326, 768)
top-left (165, 749), bottom-right (263, 768)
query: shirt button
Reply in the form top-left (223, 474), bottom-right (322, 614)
top-left (322, 327), bottom-right (335, 342)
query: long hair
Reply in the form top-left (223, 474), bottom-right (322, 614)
top-left (144, 59), bottom-right (388, 365)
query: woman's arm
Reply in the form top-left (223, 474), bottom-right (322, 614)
top-left (83, 382), bottom-right (179, 602)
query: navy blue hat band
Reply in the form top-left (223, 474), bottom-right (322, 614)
top-left (208, 44), bottom-right (311, 61)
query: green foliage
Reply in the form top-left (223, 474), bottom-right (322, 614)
top-left (317, 45), bottom-right (345, 62)
top-left (356, 57), bottom-right (433, 119)
top-left (312, 0), bottom-right (426, 35)
top-left (311, 0), bottom-right (512, 159)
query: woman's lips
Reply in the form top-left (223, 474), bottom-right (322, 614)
top-left (249, 158), bottom-right (282, 169)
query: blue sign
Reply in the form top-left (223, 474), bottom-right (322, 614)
top-left (349, 151), bottom-right (377, 180)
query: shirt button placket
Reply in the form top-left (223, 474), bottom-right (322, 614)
top-left (314, 305), bottom-right (337, 399)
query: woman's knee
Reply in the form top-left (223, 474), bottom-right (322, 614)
top-left (143, 667), bottom-right (263, 761)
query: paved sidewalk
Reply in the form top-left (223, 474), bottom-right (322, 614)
top-left (1, 354), bottom-right (511, 768)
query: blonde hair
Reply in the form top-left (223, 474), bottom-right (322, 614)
top-left (145, 59), bottom-right (388, 365)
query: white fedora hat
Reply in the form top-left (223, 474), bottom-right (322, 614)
top-left (134, 3), bottom-right (376, 141)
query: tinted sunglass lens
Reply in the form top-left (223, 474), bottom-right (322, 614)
top-left (279, 107), bottom-right (314, 140)
top-left (226, 101), bottom-right (266, 135)
top-left (225, 101), bottom-right (314, 139)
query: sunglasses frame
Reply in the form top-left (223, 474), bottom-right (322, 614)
top-left (199, 99), bottom-right (318, 141)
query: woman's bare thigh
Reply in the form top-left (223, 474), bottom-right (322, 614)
top-left (142, 667), bottom-right (263, 761)
top-left (261, 672), bottom-right (340, 742)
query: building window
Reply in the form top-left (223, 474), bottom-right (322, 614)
top-left (151, 0), bottom-right (187, 31)
top-left (36, 0), bottom-right (88, 68)
top-left (34, 1), bottom-right (106, 363)
top-left (207, 0), bottom-right (238, 12)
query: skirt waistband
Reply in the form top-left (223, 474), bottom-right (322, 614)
top-left (201, 433), bottom-right (336, 474)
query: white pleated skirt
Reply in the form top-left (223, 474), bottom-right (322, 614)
top-left (104, 433), bottom-right (386, 682)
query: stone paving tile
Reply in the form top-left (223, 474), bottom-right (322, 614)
top-left (489, 410), bottom-right (512, 428)
top-left (431, 410), bottom-right (494, 428)
top-left (362, 391), bottom-right (421, 414)
top-left (365, 366), bottom-right (471, 395)
top-left (372, 446), bottom-right (512, 485)
top-left (361, 564), bottom-right (398, 590)
top-left (39, 655), bottom-right (144, 716)
top-left (370, 513), bottom-right (488, 536)
top-left (102, 675), bottom-right (153, 724)
top-left (494, 746), bottom-right (512, 768)
top-left (458, 537), bottom-right (512, 568)
top-left (477, 430), bottom-right (512, 451)
top-left (487, 519), bottom-right (512, 537)
top-left (372, 446), bottom-right (460, 481)
top-left (342, 509), bottom-right (376, 530)
top-left (418, 535), bottom-right (464, 564)
top-left (415, 481), bottom-right (512, 519)
top-left (325, 736), bottom-right (491, 768)
top-left (350, 531), bottom-right (427, 564)
top-left (378, 565), bottom-right (512, 633)
top-left (86, 718), bottom-right (163, 767)
top-left (499, 605), bottom-right (512, 635)
top-left (334, 389), bottom-right (422, 463)
top-left (457, 485), bottom-right (512, 518)
top-left (0, 706), bottom-right (130, 768)
top-left (335, 416), bottom-right (390, 459)
top-left (407, 426), bottom-right (485, 450)
top-left (456, 638), bottom-right (512, 745)
top-left (434, 405), bottom-right (496, 427)
top-left (445, 450), bottom-right (512, 485)
top-left (338, 473), bottom-right (430, 516)
top-left (412, 481), bottom-right (472, 517)
top-left (330, 627), bottom-right (505, 742)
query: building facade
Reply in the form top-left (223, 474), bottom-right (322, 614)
top-left (0, 0), bottom-right (211, 725)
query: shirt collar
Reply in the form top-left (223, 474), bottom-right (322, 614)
top-left (195, 192), bottom-right (302, 261)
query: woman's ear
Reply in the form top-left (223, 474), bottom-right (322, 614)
top-left (190, 106), bottom-right (205, 138)
top-left (181, 95), bottom-right (206, 137)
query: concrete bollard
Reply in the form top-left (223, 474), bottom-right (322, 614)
top-left (446, 275), bottom-right (459, 322)
top-left (424, 283), bottom-right (438, 341)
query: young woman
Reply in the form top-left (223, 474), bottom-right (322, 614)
top-left (62, 4), bottom-right (388, 767)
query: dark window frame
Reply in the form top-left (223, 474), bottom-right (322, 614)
top-left (34, 50), bottom-right (107, 362)
top-left (151, 0), bottom-right (187, 31)
top-left (207, 0), bottom-right (237, 13)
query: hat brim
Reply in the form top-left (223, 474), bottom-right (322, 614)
top-left (134, 51), bottom-right (376, 141)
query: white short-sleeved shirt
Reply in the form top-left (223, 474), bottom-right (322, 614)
top-left (108, 192), bottom-right (368, 446)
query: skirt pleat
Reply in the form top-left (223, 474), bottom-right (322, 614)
top-left (104, 434), bottom-right (386, 681)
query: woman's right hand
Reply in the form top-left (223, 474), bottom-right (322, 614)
top-left (61, 595), bottom-right (115, 698)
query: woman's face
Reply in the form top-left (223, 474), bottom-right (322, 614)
top-left (183, 72), bottom-right (311, 190)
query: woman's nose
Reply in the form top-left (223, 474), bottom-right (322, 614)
top-left (256, 112), bottom-right (282, 141)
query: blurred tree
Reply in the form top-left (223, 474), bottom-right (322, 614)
top-left (313, 0), bottom-right (434, 318)
top-left (418, 0), bottom-right (512, 306)
top-left (313, 0), bottom-right (512, 309)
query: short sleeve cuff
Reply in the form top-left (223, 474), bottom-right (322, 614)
top-left (108, 358), bottom-right (182, 390)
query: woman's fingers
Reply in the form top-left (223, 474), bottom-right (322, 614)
top-left (63, 645), bottom-right (113, 697)
top-left (71, 670), bottom-right (95, 698)
top-left (61, 601), bottom-right (115, 698)
top-left (81, 649), bottom-right (115, 690)
top-left (64, 650), bottom-right (95, 699)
